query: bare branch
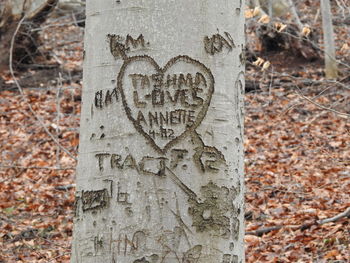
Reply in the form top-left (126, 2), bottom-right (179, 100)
top-left (294, 85), bottom-right (350, 119)
top-left (9, 16), bottom-right (77, 161)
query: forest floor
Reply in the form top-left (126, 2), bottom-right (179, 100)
top-left (0, 2), bottom-right (350, 262)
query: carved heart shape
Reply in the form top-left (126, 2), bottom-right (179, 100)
top-left (117, 55), bottom-right (214, 153)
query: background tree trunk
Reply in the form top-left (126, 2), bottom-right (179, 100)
top-left (286, 0), bottom-right (303, 31)
top-left (0, 0), bottom-right (58, 71)
top-left (249, 0), bottom-right (289, 17)
top-left (320, 0), bottom-right (338, 79)
top-left (71, 0), bottom-right (245, 262)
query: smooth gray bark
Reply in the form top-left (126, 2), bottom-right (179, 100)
top-left (71, 1), bottom-right (245, 262)
top-left (286, 0), bottom-right (303, 31)
top-left (321, 0), bottom-right (338, 79)
top-left (249, 0), bottom-right (289, 17)
top-left (8, 0), bottom-right (46, 15)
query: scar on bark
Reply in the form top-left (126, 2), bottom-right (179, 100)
top-left (81, 189), bottom-right (109, 212)
top-left (188, 181), bottom-right (239, 238)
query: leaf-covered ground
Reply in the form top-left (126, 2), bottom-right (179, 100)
top-left (0, 2), bottom-right (349, 262)
top-left (245, 88), bottom-right (350, 262)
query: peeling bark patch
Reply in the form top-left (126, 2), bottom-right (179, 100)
top-left (81, 189), bottom-right (109, 211)
top-left (188, 182), bottom-right (236, 238)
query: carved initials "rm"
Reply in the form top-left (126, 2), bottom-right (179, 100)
top-left (108, 34), bottom-right (149, 59)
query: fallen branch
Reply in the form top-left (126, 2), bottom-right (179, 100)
top-left (246, 225), bottom-right (283, 236)
top-left (246, 207), bottom-right (350, 236)
top-left (318, 207), bottom-right (350, 224)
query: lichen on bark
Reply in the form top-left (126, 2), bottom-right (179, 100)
top-left (188, 182), bottom-right (238, 238)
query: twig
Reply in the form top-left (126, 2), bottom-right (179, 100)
top-left (55, 73), bottom-right (63, 169)
top-left (246, 225), bottom-right (283, 236)
top-left (280, 84), bottom-right (333, 116)
top-left (246, 207), bottom-right (350, 236)
top-left (314, 8), bottom-right (320, 23)
top-left (0, 164), bottom-right (75, 170)
top-left (30, 20), bottom-right (86, 32)
top-left (294, 85), bottom-right (350, 119)
top-left (304, 95), bottom-right (347, 127)
top-left (9, 17), bottom-right (77, 161)
top-left (21, 0), bottom-right (29, 16)
top-left (265, 70), bottom-right (350, 91)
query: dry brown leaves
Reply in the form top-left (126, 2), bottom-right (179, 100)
top-left (0, 1), bottom-right (350, 262)
top-left (0, 86), bottom-right (79, 262)
top-left (245, 87), bottom-right (350, 262)
top-left (0, 16), bottom-right (82, 263)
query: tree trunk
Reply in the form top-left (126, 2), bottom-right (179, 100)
top-left (286, 0), bottom-right (303, 31)
top-left (0, 0), bottom-right (58, 71)
top-left (249, 0), bottom-right (289, 17)
top-left (71, 0), bottom-right (245, 262)
top-left (320, 0), bottom-right (338, 79)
